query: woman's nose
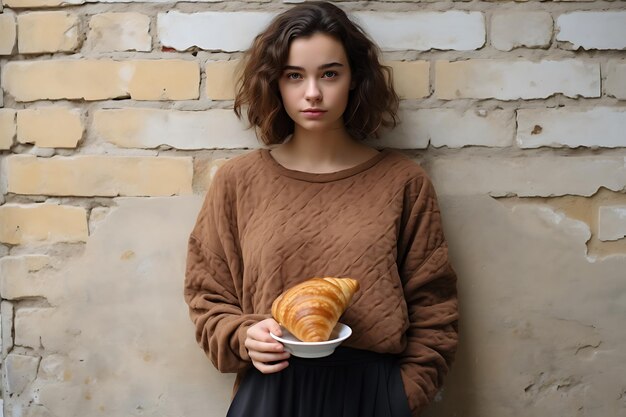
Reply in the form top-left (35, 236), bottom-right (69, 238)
top-left (305, 80), bottom-right (322, 101)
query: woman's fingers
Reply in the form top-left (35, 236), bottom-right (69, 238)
top-left (251, 359), bottom-right (289, 374)
top-left (248, 349), bottom-right (290, 365)
top-left (245, 318), bottom-right (290, 374)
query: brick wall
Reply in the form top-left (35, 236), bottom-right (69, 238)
top-left (0, 1), bottom-right (625, 416)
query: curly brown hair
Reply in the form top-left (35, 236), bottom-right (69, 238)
top-left (233, 1), bottom-right (399, 145)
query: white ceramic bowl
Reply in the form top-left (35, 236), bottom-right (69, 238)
top-left (270, 323), bottom-right (352, 358)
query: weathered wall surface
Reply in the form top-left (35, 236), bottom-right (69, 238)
top-left (0, 0), bottom-right (625, 416)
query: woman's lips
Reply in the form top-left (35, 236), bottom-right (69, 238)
top-left (301, 110), bottom-right (326, 118)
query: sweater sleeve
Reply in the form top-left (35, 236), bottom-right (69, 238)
top-left (396, 173), bottom-right (459, 416)
top-left (184, 165), bottom-right (268, 373)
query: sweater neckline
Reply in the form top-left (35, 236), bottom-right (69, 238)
top-left (260, 147), bottom-right (391, 183)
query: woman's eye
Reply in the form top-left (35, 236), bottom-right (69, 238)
top-left (286, 73), bottom-right (302, 80)
top-left (322, 71), bottom-right (338, 78)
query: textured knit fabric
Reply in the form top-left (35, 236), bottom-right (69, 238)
top-left (226, 347), bottom-right (411, 417)
top-left (184, 147), bottom-right (459, 416)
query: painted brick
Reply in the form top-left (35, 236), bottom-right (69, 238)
top-left (15, 307), bottom-right (53, 349)
top-left (0, 255), bottom-right (52, 300)
top-left (354, 11), bottom-right (484, 51)
top-left (606, 60), bottom-right (626, 100)
top-left (6, 155), bottom-right (193, 197)
top-left (0, 203), bottom-right (88, 244)
top-left (430, 156), bottom-right (626, 197)
top-left (86, 12), bottom-right (151, 52)
top-left (386, 61), bottom-right (430, 99)
top-left (4, 354), bottom-right (39, 395)
top-left (158, 11), bottom-right (276, 52)
top-left (93, 108), bottom-right (259, 149)
top-left (1, 60), bottom-right (199, 102)
top-left (435, 59), bottom-right (600, 100)
top-left (17, 12), bottom-right (79, 54)
top-left (371, 108), bottom-right (513, 149)
top-left (557, 11), bottom-right (626, 50)
top-left (598, 206), bottom-right (626, 241)
top-left (3, 0), bottom-right (83, 7)
top-left (491, 12), bottom-right (552, 51)
top-left (17, 107), bottom-right (82, 148)
top-left (0, 108), bottom-right (16, 149)
top-left (0, 13), bottom-right (16, 55)
top-left (4, 0), bottom-right (257, 6)
top-left (205, 60), bottom-right (242, 100)
top-left (517, 107), bottom-right (626, 148)
top-left (425, 109), bottom-right (514, 148)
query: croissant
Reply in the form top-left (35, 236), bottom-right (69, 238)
top-left (271, 277), bottom-right (360, 342)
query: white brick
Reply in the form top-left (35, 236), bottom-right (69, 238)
top-left (4, 0), bottom-right (234, 6)
top-left (1, 301), bottom-right (14, 357)
top-left (15, 307), bottom-right (53, 348)
top-left (436, 59), bottom-right (600, 100)
top-left (369, 109), bottom-right (429, 149)
top-left (93, 108), bottom-right (259, 149)
top-left (86, 13), bottom-right (151, 52)
top-left (598, 206), bottom-right (626, 241)
top-left (4, 353), bottom-right (40, 395)
top-left (158, 11), bottom-right (276, 52)
top-left (354, 11), bottom-right (485, 51)
top-left (517, 107), bottom-right (626, 149)
top-left (373, 108), bottom-right (514, 149)
top-left (430, 156), bottom-right (626, 197)
top-left (0, 255), bottom-right (52, 300)
top-left (557, 11), bottom-right (626, 50)
top-left (606, 60), bottom-right (626, 100)
top-left (491, 12), bottom-right (552, 51)
top-left (425, 109), bottom-right (514, 148)
top-left (0, 108), bottom-right (16, 149)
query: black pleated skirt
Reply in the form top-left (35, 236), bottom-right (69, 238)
top-left (226, 347), bottom-right (412, 417)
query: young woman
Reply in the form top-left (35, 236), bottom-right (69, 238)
top-left (184, 2), bottom-right (458, 416)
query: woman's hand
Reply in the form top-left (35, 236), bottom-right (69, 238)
top-left (245, 318), bottom-right (290, 374)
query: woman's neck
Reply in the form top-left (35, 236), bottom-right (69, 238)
top-left (270, 126), bottom-right (379, 173)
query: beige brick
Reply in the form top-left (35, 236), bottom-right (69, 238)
top-left (17, 107), bottom-right (82, 148)
top-left (491, 12), bottom-right (552, 51)
top-left (86, 12), bottom-right (151, 52)
top-left (0, 255), bottom-right (52, 300)
top-left (0, 13), bottom-right (16, 55)
top-left (93, 108), bottom-right (258, 149)
top-left (1, 60), bottom-right (199, 102)
top-left (435, 59), bottom-right (600, 100)
top-left (6, 155), bottom-right (193, 197)
top-left (0, 203), bottom-right (88, 244)
top-left (606, 60), bottom-right (626, 100)
top-left (17, 12), bottom-right (79, 54)
top-left (205, 60), bottom-right (241, 100)
top-left (386, 61), bottom-right (430, 99)
top-left (0, 108), bottom-right (16, 149)
top-left (194, 157), bottom-right (229, 192)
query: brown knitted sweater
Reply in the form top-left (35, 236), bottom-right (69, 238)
top-left (184, 148), bottom-right (458, 416)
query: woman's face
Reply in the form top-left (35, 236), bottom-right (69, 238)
top-left (278, 32), bottom-right (353, 135)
